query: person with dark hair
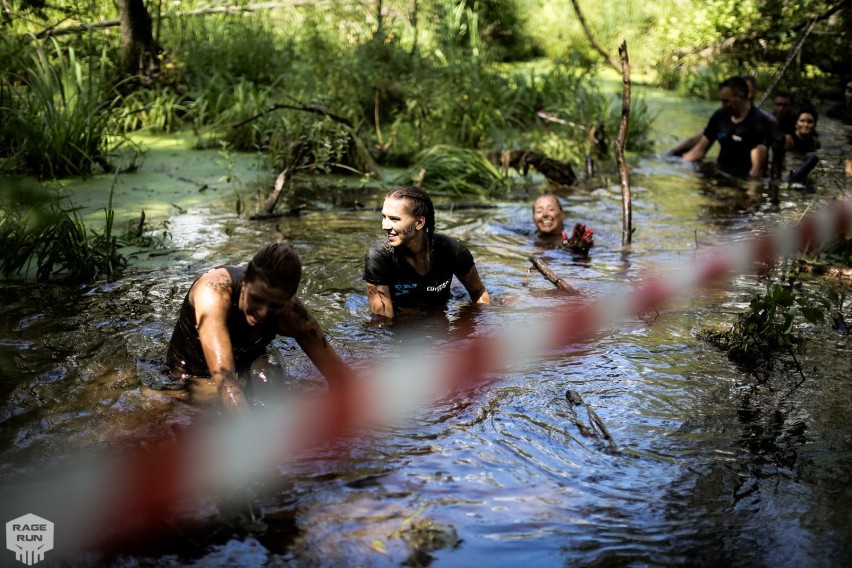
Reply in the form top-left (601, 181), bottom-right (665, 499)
top-left (669, 75), bottom-right (775, 157)
top-left (532, 194), bottom-right (594, 255)
top-left (784, 108), bottom-right (821, 153)
top-left (364, 186), bottom-right (491, 320)
top-left (826, 77), bottom-right (852, 124)
top-left (773, 92), bottom-right (796, 135)
top-left (683, 76), bottom-right (773, 178)
top-left (167, 242), bottom-right (355, 418)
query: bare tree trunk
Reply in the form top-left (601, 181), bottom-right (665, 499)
top-left (118, 0), bottom-right (158, 79)
top-left (375, 0), bottom-right (384, 37)
top-left (568, 0), bottom-right (620, 73)
top-left (616, 41), bottom-right (633, 247)
top-left (410, 0), bottom-right (419, 55)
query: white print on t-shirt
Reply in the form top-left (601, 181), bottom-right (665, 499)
top-left (427, 279), bottom-right (450, 293)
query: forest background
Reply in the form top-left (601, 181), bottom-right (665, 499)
top-left (1, 0), bottom-right (850, 281)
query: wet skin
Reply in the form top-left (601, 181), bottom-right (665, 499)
top-left (532, 195), bottom-right (565, 237)
top-left (189, 267), bottom-right (354, 418)
top-left (367, 196), bottom-right (491, 320)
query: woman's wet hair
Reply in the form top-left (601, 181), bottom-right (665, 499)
top-left (797, 107), bottom-right (818, 124)
top-left (532, 194), bottom-right (564, 213)
top-left (386, 185), bottom-right (436, 238)
top-left (246, 242), bottom-right (302, 295)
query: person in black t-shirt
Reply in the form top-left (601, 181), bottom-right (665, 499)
top-left (772, 92), bottom-right (797, 135)
top-left (167, 243), bottom-right (355, 418)
top-left (683, 76), bottom-right (772, 178)
top-left (364, 186), bottom-right (490, 320)
top-left (784, 108), bottom-right (821, 153)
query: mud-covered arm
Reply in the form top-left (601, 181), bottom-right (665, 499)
top-left (283, 297), bottom-right (357, 390)
top-left (191, 268), bottom-right (250, 419)
top-left (366, 283), bottom-right (394, 319)
top-left (458, 265), bottom-right (491, 305)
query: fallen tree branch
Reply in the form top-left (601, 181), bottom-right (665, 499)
top-left (529, 255), bottom-right (579, 294)
top-left (489, 149), bottom-right (576, 186)
top-left (231, 102), bottom-right (353, 130)
top-left (35, 2), bottom-right (327, 39)
top-left (797, 260), bottom-right (852, 281)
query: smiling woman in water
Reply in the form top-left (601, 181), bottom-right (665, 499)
top-left (363, 186), bottom-right (491, 321)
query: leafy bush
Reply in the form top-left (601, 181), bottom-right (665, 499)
top-left (163, 13), bottom-right (296, 88)
top-left (699, 283), bottom-right (827, 369)
top-left (114, 86), bottom-right (191, 133)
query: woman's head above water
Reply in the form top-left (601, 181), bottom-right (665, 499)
top-left (532, 194), bottom-right (566, 237)
top-left (381, 186), bottom-right (436, 250)
top-left (794, 108), bottom-right (818, 138)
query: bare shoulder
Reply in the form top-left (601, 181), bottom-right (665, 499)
top-left (190, 267), bottom-right (233, 306)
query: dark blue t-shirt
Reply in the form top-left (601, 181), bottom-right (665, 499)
top-left (364, 234), bottom-right (475, 308)
top-left (703, 105), bottom-right (772, 177)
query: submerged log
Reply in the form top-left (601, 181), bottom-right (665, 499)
top-left (490, 149), bottom-right (576, 186)
top-left (797, 260), bottom-right (852, 282)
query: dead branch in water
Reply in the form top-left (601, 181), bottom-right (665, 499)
top-left (529, 255), bottom-right (579, 295)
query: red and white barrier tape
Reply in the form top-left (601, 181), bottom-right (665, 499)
top-left (10, 199), bottom-right (852, 554)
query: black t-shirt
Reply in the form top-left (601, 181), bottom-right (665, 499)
top-left (364, 234), bottom-right (475, 308)
top-left (788, 133), bottom-right (819, 153)
top-left (167, 266), bottom-right (277, 377)
top-left (703, 106), bottom-right (772, 176)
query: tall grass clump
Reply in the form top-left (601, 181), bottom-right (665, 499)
top-left (0, 179), bottom-right (126, 282)
top-left (409, 145), bottom-right (507, 197)
top-left (1, 37), bottom-right (120, 179)
top-left (114, 86), bottom-right (191, 133)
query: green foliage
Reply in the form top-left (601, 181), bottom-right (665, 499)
top-left (0, 179), bottom-right (127, 282)
top-left (410, 144), bottom-right (507, 197)
top-left (801, 238), bottom-right (852, 268)
top-left (465, 0), bottom-right (544, 61)
top-left (163, 13), bottom-right (296, 88)
top-left (114, 87), bottom-right (191, 133)
top-left (1, 1), bottom-right (666, 187)
top-left (1, 37), bottom-right (121, 178)
top-left (656, 0), bottom-right (849, 96)
top-left (700, 283), bottom-right (828, 369)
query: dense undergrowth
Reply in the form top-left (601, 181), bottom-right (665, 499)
top-left (1, 0), bottom-right (848, 281)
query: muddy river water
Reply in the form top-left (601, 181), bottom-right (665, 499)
top-left (1, 90), bottom-right (852, 566)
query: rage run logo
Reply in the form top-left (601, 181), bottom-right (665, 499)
top-left (6, 514), bottom-right (54, 566)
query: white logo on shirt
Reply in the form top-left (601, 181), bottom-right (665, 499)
top-left (427, 280), bottom-right (450, 293)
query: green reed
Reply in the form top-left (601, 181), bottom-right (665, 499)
top-left (1, 37), bottom-right (119, 179)
top-left (409, 145), bottom-right (507, 197)
top-left (0, 178), bottom-right (127, 282)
